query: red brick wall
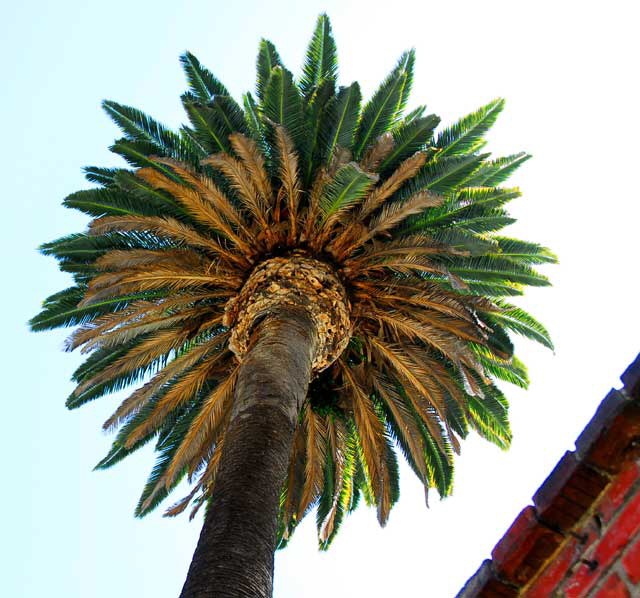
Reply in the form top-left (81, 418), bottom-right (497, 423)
top-left (525, 462), bottom-right (640, 597)
top-left (456, 354), bottom-right (640, 598)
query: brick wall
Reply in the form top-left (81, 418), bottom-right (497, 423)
top-left (457, 354), bottom-right (640, 598)
top-left (527, 461), bottom-right (640, 597)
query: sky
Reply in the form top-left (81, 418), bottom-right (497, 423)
top-left (4, 1), bottom-right (640, 596)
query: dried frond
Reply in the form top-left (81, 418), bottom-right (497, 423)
top-left (136, 167), bottom-right (253, 262)
top-left (327, 146), bottom-right (352, 177)
top-left (365, 191), bottom-right (443, 240)
top-left (318, 416), bottom-right (347, 542)
top-left (354, 253), bottom-right (447, 277)
top-left (66, 291), bottom-right (227, 352)
top-left (163, 366), bottom-right (239, 489)
top-left (282, 422), bottom-right (306, 538)
top-left (302, 167), bottom-right (330, 242)
top-left (89, 214), bottom-right (240, 264)
top-left (358, 151), bottom-right (427, 220)
top-left (125, 349), bottom-right (232, 446)
top-left (367, 337), bottom-right (448, 427)
top-left (339, 361), bottom-right (391, 523)
top-left (202, 153), bottom-right (271, 232)
top-left (371, 309), bottom-right (480, 367)
top-left (154, 158), bottom-right (256, 254)
top-left (359, 132), bottom-right (395, 172)
top-left (81, 308), bottom-right (210, 354)
top-left (229, 133), bottom-right (273, 203)
top-left (100, 332), bottom-right (228, 431)
top-left (297, 406), bottom-right (328, 518)
top-left (372, 371), bottom-right (427, 479)
top-left (274, 126), bottom-right (301, 243)
top-left (163, 485), bottom-right (200, 518)
top-left (94, 248), bottom-right (202, 272)
top-left (75, 327), bottom-right (193, 400)
top-left (81, 267), bottom-right (239, 306)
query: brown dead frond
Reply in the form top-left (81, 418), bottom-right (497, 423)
top-left (274, 126), bottom-right (301, 244)
top-left (229, 133), bottom-right (273, 204)
top-left (202, 153), bottom-right (272, 236)
top-left (162, 365), bottom-right (239, 489)
top-left (125, 349), bottom-right (232, 446)
top-left (296, 406), bottom-right (328, 519)
top-left (358, 151), bottom-right (427, 220)
top-left (360, 132), bottom-right (395, 173)
top-left (89, 214), bottom-right (240, 265)
top-left (100, 332), bottom-right (228, 431)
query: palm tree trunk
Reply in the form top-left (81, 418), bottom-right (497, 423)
top-left (179, 305), bottom-right (318, 598)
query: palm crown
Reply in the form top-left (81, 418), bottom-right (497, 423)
top-left (32, 14), bottom-right (555, 551)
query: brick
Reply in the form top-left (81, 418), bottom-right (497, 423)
top-left (598, 463), bottom-right (640, 523)
top-left (455, 560), bottom-right (519, 598)
top-left (575, 390), bottom-right (628, 459)
top-left (479, 579), bottom-right (520, 598)
top-left (563, 561), bottom-right (601, 598)
top-left (564, 490), bottom-right (640, 597)
top-left (457, 560), bottom-right (494, 598)
top-left (524, 537), bottom-right (581, 598)
top-left (533, 452), bottom-right (609, 531)
top-left (621, 352), bottom-right (640, 398)
top-left (578, 403), bottom-right (640, 475)
top-left (490, 506), bottom-right (563, 587)
top-left (622, 536), bottom-right (640, 584)
top-left (594, 572), bottom-right (630, 598)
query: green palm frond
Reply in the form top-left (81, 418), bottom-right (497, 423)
top-left (447, 255), bottom-right (551, 287)
top-left (83, 166), bottom-right (121, 187)
top-left (320, 82), bottom-right (362, 160)
top-left (378, 114), bottom-right (440, 172)
top-left (134, 400), bottom-right (202, 516)
top-left (466, 152), bottom-right (531, 186)
top-left (181, 92), bottom-right (246, 154)
top-left (494, 237), bottom-right (558, 264)
top-left (242, 92), bottom-right (265, 144)
top-left (302, 79), bottom-right (335, 182)
top-left (63, 188), bottom-right (175, 219)
top-left (487, 301), bottom-right (554, 349)
top-left (102, 101), bottom-right (193, 160)
top-left (318, 163), bottom-right (377, 220)
top-left (352, 50), bottom-right (414, 159)
top-left (262, 66), bottom-right (305, 150)
top-left (436, 98), bottom-right (505, 157)
top-left (399, 154), bottom-right (487, 201)
top-left (180, 51), bottom-right (230, 102)
top-left (465, 386), bottom-right (511, 450)
top-left (256, 39), bottom-right (282, 101)
top-left (299, 13), bottom-right (338, 99)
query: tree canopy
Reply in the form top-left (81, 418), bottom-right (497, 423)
top-left (31, 13), bottom-right (555, 551)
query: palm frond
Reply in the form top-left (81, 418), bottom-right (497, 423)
top-left (436, 98), bottom-right (505, 157)
top-left (379, 114), bottom-right (440, 172)
top-left (299, 13), bottom-right (338, 99)
top-left (466, 152), bottom-right (531, 187)
top-left (321, 83), bottom-right (362, 160)
top-left (256, 39), bottom-right (282, 101)
top-left (317, 162), bottom-right (377, 225)
top-left (102, 100), bottom-right (201, 165)
top-left (352, 50), bottom-right (414, 159)
top-left (180, 51), bottom-right (230, 101)
top-left (486, 301), bottom-right (554, 349)
top-left (263, 66), bottom-right (305, 151)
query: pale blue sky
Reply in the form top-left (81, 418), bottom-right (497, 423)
top-left (4, 1), bottom-right (640, 597)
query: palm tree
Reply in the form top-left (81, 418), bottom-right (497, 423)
top-left (31, 14), bottom-right (555, 598)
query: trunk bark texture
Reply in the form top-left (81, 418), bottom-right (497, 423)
top-left (179, 305), bottom-right (318, 598)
